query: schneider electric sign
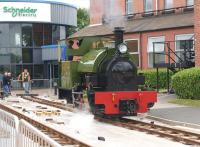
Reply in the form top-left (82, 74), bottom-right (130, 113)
top-left (0, 2), bottom-right (51, 22)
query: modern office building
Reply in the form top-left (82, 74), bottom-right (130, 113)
top-left (0, 0), bottom-right (77, 79)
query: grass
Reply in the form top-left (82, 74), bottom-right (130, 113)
top-left (169, 99), bottom-right (200, 107)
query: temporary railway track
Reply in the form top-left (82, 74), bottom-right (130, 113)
top-left (20, 95), bottom-right (200, 146)
top-left (19, 95), bottom-right (74, 112)
top-left (0, 102), bottom-right (90, 147)
top-left (96, 117), bottom-right (200, 146)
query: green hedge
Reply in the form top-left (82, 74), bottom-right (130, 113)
top-left (172, 68), bottom-right (200, 99)
top-left (139, 69), bottom-right (174, 89)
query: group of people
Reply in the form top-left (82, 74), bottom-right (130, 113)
top-left (1, 69), bottom-right (31, 98)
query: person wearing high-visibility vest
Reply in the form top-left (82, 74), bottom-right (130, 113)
top-left (18, 69), bottom-right (31, 94)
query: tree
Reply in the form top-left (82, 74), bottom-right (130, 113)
top-left (68, 8), bottom-right (90, 35)
top-left (77, 8), bottom-right (90, 31)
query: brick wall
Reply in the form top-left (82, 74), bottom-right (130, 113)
top-left (90, 0), bottom-right (104, 24)
top-left (90, 0), bottom-right (189, 25)
top-left (195, 0), bottom-right (200, 66)
top-left (124, 27), bottom-right (194, 69)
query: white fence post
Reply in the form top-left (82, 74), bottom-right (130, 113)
top-left (0, 109), bottom-right (19, 147)
top-left (18, 119), bottom-right (62, 147)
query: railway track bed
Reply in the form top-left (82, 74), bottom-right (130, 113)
top-left (0, 96), bottom-right (198, 146)
top-left (21, 95), bottom-right (200, 146)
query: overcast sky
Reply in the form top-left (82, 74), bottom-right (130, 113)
top-left (57, 0), bottom-right (90, 8)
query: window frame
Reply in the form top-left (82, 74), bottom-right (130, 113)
top-left (125, 38), bottom-right (140, 67)
top-left (186, 0), bottom-right (194, 6)
top-left (144, 0), bottom-right (153, 12)
top-left (147, 36), bottom-right (165, 67)
top-left (164, 0), bottom-right (173, 9)
top-left (175, 34), bottom-right (194, 62)
top-left (175, 34), bottom-right (194, 52)
top-left (126, 0), bottom-right (133, 15)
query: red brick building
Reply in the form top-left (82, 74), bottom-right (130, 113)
top-left (73, 0), bottom-right (195, 69)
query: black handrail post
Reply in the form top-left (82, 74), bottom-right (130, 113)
top-left (167, 67), bottom-right (170, 94)
top-left (156, 67), bottom-right (159, 92)
top-left (167, 42), bottom-right (170, 93)
top-left (153, 42), bottom-right (155, 68)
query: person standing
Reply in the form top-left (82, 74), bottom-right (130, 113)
top-left (20, 69), bottom-right (31, 95)
top-left (7, 72), bottom-right (12, 95)
top-left (2, 72), bottom-right (9, 97)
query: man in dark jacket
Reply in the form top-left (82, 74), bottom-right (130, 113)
top-left (7, 72), bottom-right (12, 95)
top-left (3, 72), bottom-right (9, 97)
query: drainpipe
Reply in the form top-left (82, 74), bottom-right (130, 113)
top-left (156, 0), bottom-right (158, 15)
top-left (139, 32), bottom-right (143, 70)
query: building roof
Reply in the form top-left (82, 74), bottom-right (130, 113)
top-left (71, 12), bottom-right (194, 38)
top-left (0, 0), bottom-right (77, 9)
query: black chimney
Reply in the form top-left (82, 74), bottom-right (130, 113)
top-left (113, 27), bottom-right (124, 49)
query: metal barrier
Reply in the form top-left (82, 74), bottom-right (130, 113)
top-left (0, 109), bottom-right (19, 147)
top-left (0, 109), bottom-right (62, 147)
top-left (11, 79), bottom-right (59, 90)
top-left (17, 119), bottom-right (62, 147)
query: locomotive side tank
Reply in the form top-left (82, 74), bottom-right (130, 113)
top-left (58, 27), bottom-right (157, 117)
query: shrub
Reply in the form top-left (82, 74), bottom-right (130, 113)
top-left (139, 68), bottom-right (174, 89)
top-left (172, 68), bottom-right (200, 99)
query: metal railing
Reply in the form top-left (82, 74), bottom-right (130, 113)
top-left (0, 109), bottom-right (62, 147)
top-left (17, 120), bottom-right (62, 147)
top-left (11, 79), bottom-right (59, 90)
top-left (0, 109), bottom-right (19, 147)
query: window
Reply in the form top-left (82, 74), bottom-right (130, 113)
top-left (9, 24), bottom-right (21, 47)
top-left (33, 24), bottom-right (43, 47)
top-left (22, 24), bottom-right (33, 47)
top-left (0, 24), bottom-right (10, 47)
top-left (144, 0), bottom-right (152, 12)
top-left (22, 48), bottom-right (33, 63)
top-left (175, 34), bottom-right (194, 62)
top-left (125, 40), bottom-right (140, 67)
top-left (33, 48), bottom-right (42, 64)
top-left (60, 26), bottom-right (66, 40)
top-left (52, 25), bottom-right (60, 44)
top-left (187, 0), bottom-right (194, 6)
top-left (0, 48), bottom-right (11, 65)
top-left (148, 36), bottom-right (165, 67)
top-left (10, 48), bottom-right (22, 64)
top-left (33, 65), bottom-right (44, 79)
top-left (126, 0), bottom-right (133, 15)
top-left (44, 24), bottom-right (52, 45)
top-left (165, 0), bottom-right (173, 9)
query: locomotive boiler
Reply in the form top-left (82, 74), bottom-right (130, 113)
top-left (58, 27), bottom-right (157, 117)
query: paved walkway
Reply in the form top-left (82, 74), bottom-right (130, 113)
top-left (149, 94), bottom-right (200, 125)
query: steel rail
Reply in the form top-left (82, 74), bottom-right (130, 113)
top-left (21, 95), bottom-right (74, 112)
top-left (96, 117), bottom-right (200, 146)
